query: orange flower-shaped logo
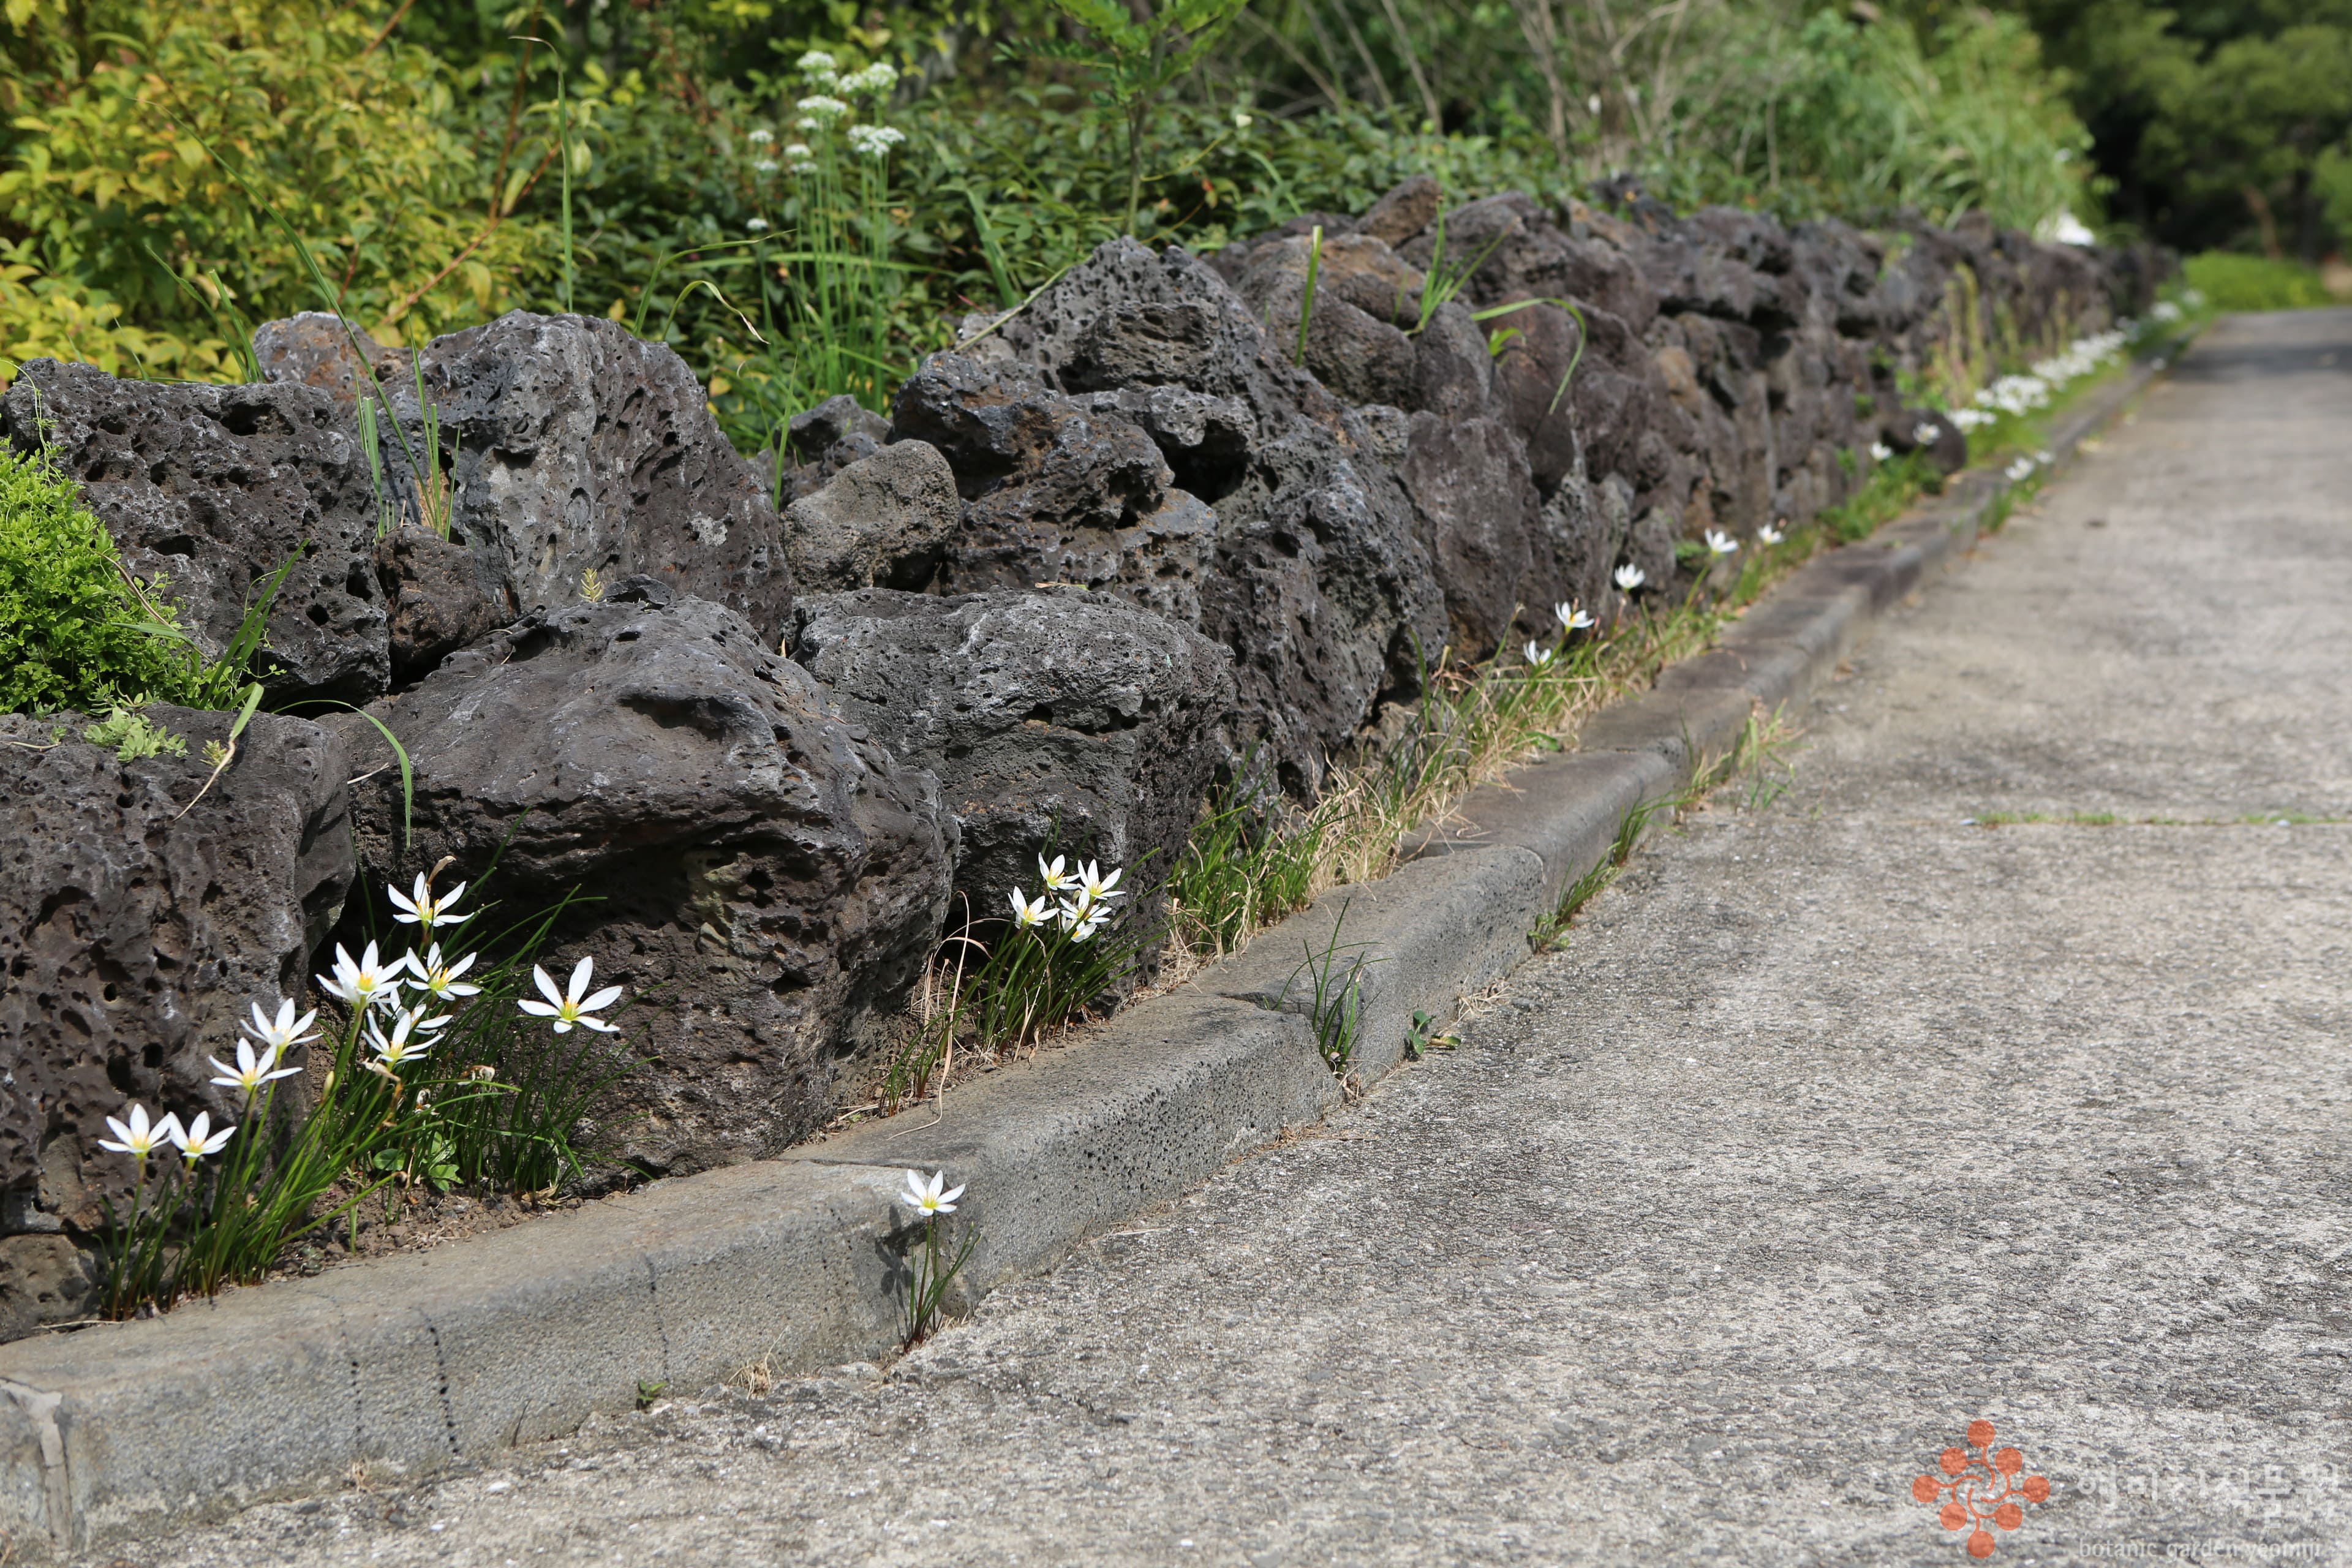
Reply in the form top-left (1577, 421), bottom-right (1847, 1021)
top-left (1912, 1420), bottom-right (2050, 1558)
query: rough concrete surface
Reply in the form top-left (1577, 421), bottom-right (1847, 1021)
top-left (114, 313), bottom-right (2352, 1566)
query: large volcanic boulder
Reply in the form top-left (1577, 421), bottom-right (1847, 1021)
top-left (788, 586), bottom-right (1237, 929)
top-left (331, 583), bottom-right (956, 1173)
top-left (2, 363), bottom-right (391, 704)
top-left (967, 236), bottom-right (1448, 797)
top-left (0, 708), bottom-right (354, 1264)
top-left (255, 311), bottom-right (793, 647)
top-left (780, 438), bottom-right (962, 593)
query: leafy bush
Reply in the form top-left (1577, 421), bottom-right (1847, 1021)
top-left (0, 437), bottom-right (190, 714)
top-left (2180, 253), bottom-right (2335, 313)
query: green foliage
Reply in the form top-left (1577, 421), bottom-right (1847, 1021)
top-left (0, 439), bottom-right (188, 714)
top-left (2180, 252), bottom-right (2335, 312)
top-left (81, 706), bottom-right (183, 760)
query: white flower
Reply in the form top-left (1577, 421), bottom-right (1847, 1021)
top-left (241, 998), bottom-right (320, 1056)
top-left (2005, 457), bottom-right (2037, 483)
top-left (2039, 209), bottom-right (2097, 246)
top-left (846, 123), bottom-right (907, 159)
top-left (796, 95), bottom-right (850, 124)
top-left (754, 159), bottom-right (778, 175)
top-left (1951, 408), bottom-right (1995, 431)
top-left (167, 1110), bottom-right (233, 1166)
top-left (747, 128), bottom-right (774, 146)
top-left (791, 160), bottom-right (818, 176)
top-left (1913, 423), bottom-right (1940, 445)
top-left (1869, 441), bottom-right (1893, 462)
top-left (1704, 529), bottom-right (1738, 556)
top-left (2036, 450), bottom-right (2054, 465)
top-left (1075, 861), bottom-right (1125, 906)
top-left (797, 50), bottom-right (838, 75)
top-left (747, 217), bottom-right (770, 232)
top-left (901, 1169), bottom-right (964, 1216)
top-left (1523, 639), bottom-right (1555, 668)
top-left (210, 1037), bottom-right (301, 1101)
top-left (98, 1102), bottom-right (176, 1164)
top-left (386, 873), bottom-right (469, 934)
top-left (2150, 300), bottom-right (2184, 324)
top-left (319, 941), bottom-right (404, 1013)
top-left (518, 957), bottom-right (625, 1035)
top-left (1756, 523), bottom-right (1784, 546)
top-left (1554, 601), bottom-right (1593, 633)
top-left (365, 1007), bottom-right (448, 1072)
top-left (783, 143), bottom-right (812, 160)
top-left (1613, 564), bottom-right (1646, 593)
top-left (2182, 288), bottom-right (2206, 308)
top-left (402, 944), bottom-right (481, 1006)
top-left (1037, 856), bottom-right (1074, 894)
top-left (1067, 903), bottom-right (1108, 943)
top-left (1009, 889), bottom-right (1054, 929)
top-left (840, 62), bottom-right (898, 96)
top-left (1234, 107), bottom-right (1253, 130)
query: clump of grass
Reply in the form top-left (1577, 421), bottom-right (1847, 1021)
top-left (2179, 254), bottom-right (2333, 313)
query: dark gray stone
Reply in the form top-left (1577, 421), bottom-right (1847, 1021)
top-left (788, 587), bottom-right (1237, 927)
top-left (400, 312), bottom-right (791, 644)
top-left (780, 439), bottom-right (960, 593)
top-left (331, 594), bottom-right (956, 1174)
top-left (374, 526), bottom-right (506, 681)
top-left (0, 707), bottom-right (353, 1238)
top-left (2, 361), bottom-right (391, 704)
top-left (1398, 413), bottom-right (1539, 656)
top-left (0, 1234), bottom-right (98, 1342)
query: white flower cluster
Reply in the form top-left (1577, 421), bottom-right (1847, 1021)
top-left (2150, 300), bottom-right (2184, 325)
top-left (796, 94), bottom-right (850, 128)
top-left (847, 123), bottom-right (907, 159)
top-left (311, 875), bottom-right (625, 1090)
top-left (1009, 855), bottom-right (1126, 943)
top-left (1961, 327), bottom-right (2131, 428)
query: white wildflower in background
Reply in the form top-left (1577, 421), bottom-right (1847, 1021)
top-left (1613, 563), bottom-right (1646, 593)
top-left (1008, 890), bottom-right (1055, 930)
top-left (1951, 409), bottom-right (1995, 431)
top-left (791, 160), bottom-right (818, 176)
top-left (2036, 450), bottom-right (2054, 465)
top-left (1554, 601), bottom-right (1594, 633)
top-left (797, 50), bottom-right (839, 87)
top-left (846, 124), bottom-right (906, 159)
top-left (747, 217), bottom-right (770, 232)
top-left (840, 61), bottom-right (898, 97)
top-left (365, 1007), bottom-right (448, 1074)
top-left (796, 95), bottom-right (850, 125)
top-left (2005, 456), bottom-right (2037, 483)
top-left (319, 941), bottom-right (403, 1013)
top-left (1705, 529), bottom-right (1738, 556)
top-left (754, 159), bottom-right (778, 175)
top-left (1757, 523), bottom-right (1785, 545)
top-left (1869, 440), bottom-right (1893, 462)
top-left (2038, 210), bottom-right (2097, 247)
top-left (387, 873), bottom-right (468, 933)
top-left (1523, 639), bottom-right (1555, 668)
top-left (241, 998), bottom-right (319, 1055)
top-left (1913, 423), bottom-right (1940, 445)
top-left (1233, 107), bottom-right (1253, 130)
top-left (209, 1037), bottom-right (301, 1101)
top-left (167, 1111), bottom-right (233, 1167)
top-left (783, 142), bottom-right (812, 160)
top-left (747, 128), bottom-right (774, 146)
top-left (519, 957), bottom-right (624, 1035)
top-left (2151, 301), bottom-right (2184, 324)
top-left (403, 944), bottom-right (481, 1005)
top-left (97, 1103), bottom-right (174, 1165)
top-left (2182, 288), bottom-right (2206, 309)
top-left (901, 1169), bottom-right (963, 1216)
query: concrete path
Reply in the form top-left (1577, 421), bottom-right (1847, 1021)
top-left (152, 312), bottom-right (2352, 1567)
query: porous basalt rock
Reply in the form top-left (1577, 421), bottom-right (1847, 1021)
top-left (2, 362), bottom-right (391, 704)
top-left (788, 586), bottom-right (1237, 928)
top-left (375, 526), bottom-right (507, 681)
top-left (399, 312), bottom-right (792, 644)
top-left (331, 588), bottom-right (956, 1173)
top-left (0, 707), bottom-right (354, 1238)
top-left (781, 439), bottom-right (961, 593)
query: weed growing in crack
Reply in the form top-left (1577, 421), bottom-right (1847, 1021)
top-left (1280, 901), bottom-right (1378, 1075)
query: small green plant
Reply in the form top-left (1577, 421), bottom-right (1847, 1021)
top-left (1403, 1008), bottom-right (1459, 1058)
top-left (1294, 224), bottom-right (1324, 367)
top-left (81, 707), bottom-right (184, 761)
top-left (1280, 902), bottom-right (1376, 1075)
top-left (0, 441), bottom-right (194, 716)
top-left (1018, 0), bottom-right (1254, 235)
top-left (635, 1380), bottom-right (667, 1411)
top-left (1171, 760), bottom-right (1322, 959)
top-left (899, 1169), bottom-right (977, 1349)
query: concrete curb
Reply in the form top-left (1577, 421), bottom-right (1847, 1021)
top-left (0, 351), bottom-right (2172, 1560)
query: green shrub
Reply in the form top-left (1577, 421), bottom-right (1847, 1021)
top-left (2180, 253), bottom-right (2335, 312)
top-left (0, 440), bottom-right (190, 715)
